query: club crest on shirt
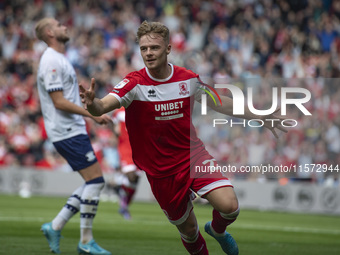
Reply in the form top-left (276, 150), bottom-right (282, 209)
top-left (48, 69), bottom-right (58, 81)
top-left (114, 78), bottom-right (129, 89)
top-left (179, 82), bottom-right (189, 96)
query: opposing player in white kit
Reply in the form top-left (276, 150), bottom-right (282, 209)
top-left (80, 21), bottom-right (287, 255)
top-left (35, 18), bottom-right (111, 255)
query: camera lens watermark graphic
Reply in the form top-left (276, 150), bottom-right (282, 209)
top-left (200, 83), bottom-right (311, 125)
top-left (190, 78), bottom-right (340, 180)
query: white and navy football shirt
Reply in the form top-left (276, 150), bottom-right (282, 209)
top-left (37, 47), bottom-right (87, 142)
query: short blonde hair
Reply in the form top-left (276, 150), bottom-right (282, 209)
top-left (35, 18), bottom-right (53, 42)
top-left (136, 21), bottom-right (169, 44)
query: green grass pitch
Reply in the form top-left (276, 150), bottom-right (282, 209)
top-left (0, 194), bottom-right (340, 255)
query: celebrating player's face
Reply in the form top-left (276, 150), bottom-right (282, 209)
top-left (139, 33), bottom-right (171, 71)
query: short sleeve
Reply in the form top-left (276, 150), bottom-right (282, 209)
top-left (43, 64), bottom-right (64, 92)
top-left (109, 73), bottom-right (138, 108)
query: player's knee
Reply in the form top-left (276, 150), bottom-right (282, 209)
top-left (229, 199), bottom-right (239, 214)
top-left (179, 224), bottom-right (198, 240)
top-left (215, 205), bottom-right (240, 222)
top-left (177, 216), bottom-right (199, 239)
top-left (216, 198), bottom-right (239, 215)
top-left (86, 176), bottom-right (105, 190)
top-left (223, 206), bottom-right (240, 219)
top-left (215, 196), bottom-right (238, 212)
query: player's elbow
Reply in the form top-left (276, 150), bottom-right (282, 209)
top-left (53, 101), bottom-right (66, 111)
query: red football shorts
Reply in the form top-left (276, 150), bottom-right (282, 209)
top-left (146, 151), bottom-right (233, 225)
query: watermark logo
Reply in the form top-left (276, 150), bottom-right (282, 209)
top-left (199, 83), bottom-right (312, 128)
top-left (198, 82), bottom-right (222, 113)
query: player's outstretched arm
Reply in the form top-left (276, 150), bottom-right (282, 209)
top-left (79, 78), bottom-right (120, 116)
top-left (49, 89), bottom-right (110, 125)
top-left (205, 94), bottom-right (288, 139)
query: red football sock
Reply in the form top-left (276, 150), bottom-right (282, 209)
top-left (120, 185), bottom-right (136, 206)
top-left (181, 231), bottom-right (209, 255)
top-left (211, 209), bottom-right (236, 234)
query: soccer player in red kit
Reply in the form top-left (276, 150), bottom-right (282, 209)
top-left (111, 107), bottom-right (140, 219)
top-left (80, 21), bottom-right (287, 255)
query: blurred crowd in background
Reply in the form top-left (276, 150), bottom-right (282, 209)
top-left (0, 0), bottom-right (339, 184)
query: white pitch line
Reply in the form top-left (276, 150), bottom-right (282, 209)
top-left (0, 216), bottom-right (339, 235)
top-left (0, 216), bottom-right (46, 222)
top-left (234, 223), bottom-right (340, 235)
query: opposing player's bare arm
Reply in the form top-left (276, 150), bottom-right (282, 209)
top-left (49, 90), bottom-right (111, 125)
top-left (79, 78), bottom-right (120, 116)
top-left (49, 90), bottom-right (95, 118)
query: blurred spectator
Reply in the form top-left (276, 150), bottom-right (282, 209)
top-left (1, 24), bottom-right (20, 59)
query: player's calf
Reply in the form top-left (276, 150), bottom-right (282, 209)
top-left (180, 231), bottom-right (209, 255)
top-left (211, 207), bottom-right (240, 234)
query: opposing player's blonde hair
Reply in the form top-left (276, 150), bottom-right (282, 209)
top-left (136, 21), bottom-right (170, 44)
top-left (35, 18), bottom-right (53, 42)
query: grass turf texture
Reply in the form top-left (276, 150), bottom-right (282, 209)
top-left (0, 194), bottom-right (339, 255)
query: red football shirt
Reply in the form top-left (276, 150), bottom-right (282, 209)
top-left (112, 107), bottom-right (134, 166)
top-left (110, 64), bottom-right (205, 178)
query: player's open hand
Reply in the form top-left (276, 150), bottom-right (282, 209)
top-left (262, 108), bottom-right (291, 139)
top-left (79, 78), bottom-right (96, 109)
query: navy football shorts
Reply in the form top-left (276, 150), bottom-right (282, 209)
top-left (53, 134), bottom-right (98, 171)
